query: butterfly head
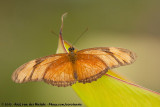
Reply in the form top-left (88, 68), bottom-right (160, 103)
top-left (68, 47), bottom-right (75, 52)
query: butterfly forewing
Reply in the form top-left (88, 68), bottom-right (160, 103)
top-left (12, 54), bottom-right (67, 83)
top-left (77, 47), bottom-right (136, 69)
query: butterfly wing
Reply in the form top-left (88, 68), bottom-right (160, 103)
top-left (12, 53), bottom-right (76, 87)
top-left (76, 47), bottom-right (136, 83)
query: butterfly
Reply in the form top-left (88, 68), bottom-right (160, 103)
top-left (12, 13), bottom-right (136, 87)
top-left (12, 46), bottom-right (136, 87)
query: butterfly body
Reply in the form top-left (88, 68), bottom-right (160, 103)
top-left (68, 47), bottom-right (78, 80)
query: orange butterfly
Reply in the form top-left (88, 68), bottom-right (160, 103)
top-left (12, 14), bottom-right (136, 87)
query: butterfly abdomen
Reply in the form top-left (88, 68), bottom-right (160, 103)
top-left (68, 52), bottom-right (78, 80)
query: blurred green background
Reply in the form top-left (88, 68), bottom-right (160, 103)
top-left (0, 0), bottom-right (160, 106)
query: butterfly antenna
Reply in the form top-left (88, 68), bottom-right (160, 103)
top-left (50, 30), bottom-right (58, 38)
top-left (72, 28), bottom-right (88, 46)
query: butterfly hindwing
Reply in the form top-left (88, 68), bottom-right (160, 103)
top-left (75, 54), bottom-right (107, 83)
top-left (43, 56), bottom-right (76, 87)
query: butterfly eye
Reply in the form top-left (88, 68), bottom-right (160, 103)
top-left (68, 48), bottom-right (72, 51)
top-left (68, 47), bottom-right (75, 52)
